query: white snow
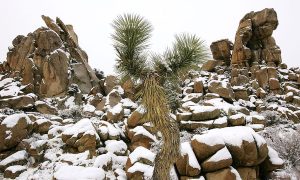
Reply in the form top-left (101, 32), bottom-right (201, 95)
top-left (62, 118), bottom-right (99, 139)
top-left (58, 151), bottom-right (89, 166)
top-left (192, 132), bottom-right (225, 147)
top-left (182, 101), bottom-right (197, 109)
top-left (229, 113), bottom-right (245, 120)
top-left (213, 117), bottom-right (227, 125)
top-left (105, 140), bottom-right (127, 155)
top-left (0, 78), bottom-right (14, 88)
top-left (64, 96), bottom-right (75, 108)
top-left (99, 121), bottom-right (121, 138)
top-left (180, 142), bottom-right (201, 169)
top-left (1, 113), bottom-right (31, 128)
top-left (194, 127), bottom-right (266, 148)
top-left (121, 98), bottom-right (138, 109)
top-left (205, 98), bottom-right (233, 114)
top-left (5, 165), bottom-right (26, 173)
top-left (230, 166), bottom-right (242, 180)
top-left (127, 162), bottom-right (153, 178)
top-left (135, 105), bottom-right (147, 114)
top-left (53, 165), bottom-right (105, 180)
top-left (267, 146), bottom-right (284, 165)
top-left (247, 124), bottom-right (264, 131)
top-left (189, 105), bottom-right (217, 113)
top-left (0, 83), bottom-right (21, 97)
top-left (130, 126), bottom-right (157, 142)
top-left (129, 146), bottom-right (155, 164)
top-left (83, 104), bottom-right (96, 113)
top-left (0, 150), bottom-right (28, 167)
top-left (109, 103), bottom-right (123, 115)
top-left (206, 146), bottom-right (232, 162)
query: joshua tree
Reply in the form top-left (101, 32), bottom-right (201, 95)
top-left (112, 14), bottom-right (208, 179)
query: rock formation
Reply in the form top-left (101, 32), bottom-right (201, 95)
top-left (231, 8), bottom-right (281, 67)
top-left (1, 15), bottom-right (100, 97)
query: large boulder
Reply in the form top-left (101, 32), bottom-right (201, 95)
top-left (0, 114), bottom-right (32, 152)
top-left (190, 105), bottom-right (221, 121)
top-left (210, 39), bottom-right (233, 65)
top-left (208, 80), bottom-right (235, 101)
top-left (192, 127), bottom-right (269, 167)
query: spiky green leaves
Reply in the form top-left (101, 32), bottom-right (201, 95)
top-left (112, 14), bottom-right (153, 80)
top-left (154, 33), bottom-right (209, 78)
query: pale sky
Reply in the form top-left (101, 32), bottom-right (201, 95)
top-left (0, 0), bottom-right (299, 74)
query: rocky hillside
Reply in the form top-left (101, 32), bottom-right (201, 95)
top-left (0, 8), bottom-right (299, 180)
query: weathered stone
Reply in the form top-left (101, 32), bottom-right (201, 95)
top-left (0, 95), bottom-right (35, 109)
top-left (201, 147), bottom-right (232, 172)
top-left (208, 80), bottom-right (235, 101)
top-left (231, 8), bottom-right (281, 67)
top-left (35, 101), bottom-right (58, 115)
top-left (269, 78), bottom-right (280, 90)
top-left (228, 114), bottom-right (246, 126)
top-left (4, 165), bottom-right (26, 179)
top-left (62, 119), bottom-right (99, 156)
top-left (4, 16), bottom-right (99, 97)
top-left (0, 150), bottom-right (28, 170)
top-left (104, 75), bottom-right (118, 95)
top-left (193, 79), bottom-right (204, 93)
top-left (261, 146), bottom-right (284, 172)
top-left (210, 39), bottom-right (233, 64)
top-left (127, 106), bottom-right (146, 128)
top-left (190, 106), bottom-right (221, 121)
top-left (0, 114), bottom-right (32, 152)
top-left (107, 103), bottom-right (124, 123)
top-left (201, 60), bottom-right (223, 72)
top-left (206, 168), bottom-right (238, 180)
top-left (191, 133), bottom-right (225, 162)
top-left (237, 167), bottom-right (257, 180)
top-left (176, 142), bottom-right (201, 177)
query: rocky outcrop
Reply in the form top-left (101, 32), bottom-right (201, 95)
top-left (231, 8), bottom-right (281, 67)
top-left (2, 15), bottom-right (100, 97)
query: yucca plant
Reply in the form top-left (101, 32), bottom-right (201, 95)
top-left (112, 14), bottom-right (208, 179)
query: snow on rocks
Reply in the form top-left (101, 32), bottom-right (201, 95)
top-left (61, 118), bottom-right (100, 156)
top-left (190, 105), bottom-right (221, 121)
top-left (53, 165), bottom-right (105, 180)
top-left (105, 140), bottom-right (128, 156)
top-left (201, 147), bottom-right (232, 172)
top-left (127, 105), bottom-right (146, 128)
top-left (0, 113), bottom-right (32, 152)
top-left (205, 167), bottom-right (241, 180)
top-left (35, 100), bottom-right (58, 115)
top-left (228, 113), bottom-right (246, 126)
top-left (127, 162), bottom-right (153, 180)
top-left (0, 94), bottom-right (35, 109)
top-left (128, 126), bottom-right (157, 150)
top-left (192, 127), bottom-right (268, 167)
top-left (261, 146), bottom-right (284, 172)
top-left (107, 103), bottom-right (124, 123)
top-left (3, 165), bottom-right (26, 179)
top-left (176, 142), bottom-right (201, 177)
top-left (0, 150), bottom-right (28, 170)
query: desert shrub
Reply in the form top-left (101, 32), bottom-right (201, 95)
top-left (262, 126), bottom-right (300, 167)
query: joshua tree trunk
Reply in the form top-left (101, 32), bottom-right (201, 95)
top-left (142, 73), bottom-right (180, 179)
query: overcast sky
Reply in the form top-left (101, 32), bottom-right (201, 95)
top-left (0, 0), bottom-right (299, 74)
